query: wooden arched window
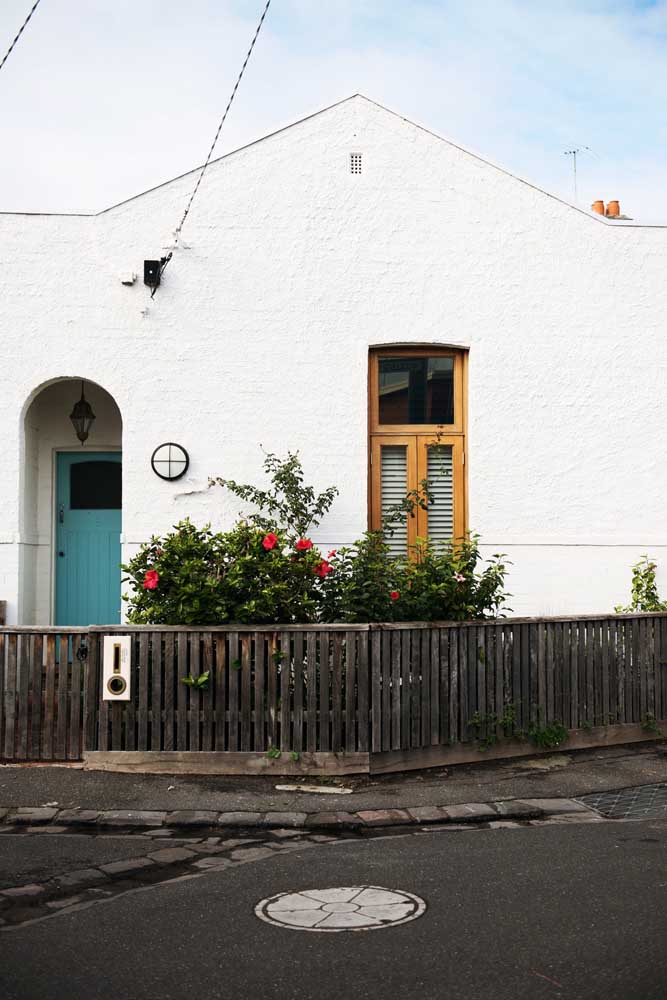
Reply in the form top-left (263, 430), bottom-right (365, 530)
top-left (369, 346), bottom-right (467, 554)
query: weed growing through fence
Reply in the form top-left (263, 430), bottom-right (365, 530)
top-left (266, 746), bottom-right (282, 760)
top-left (181, 671), bottom-right (210, 690)
top-left (642, 713), bottom-right (662, 735)
top-left (499, 703), bottom-right (517, 735)
top-left (468, 711), bottom-right (498, 751)
top-left (313, 774), bottom-right (338, 786)
top-left (468, 702), bottom-right (520, 751)
top-left (527, 720), bottom-right (568, 749)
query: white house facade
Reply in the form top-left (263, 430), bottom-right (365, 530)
top-left (2, 94), bottom-right (666, 626)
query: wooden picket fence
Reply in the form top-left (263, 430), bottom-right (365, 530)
top-left (0, 614), bottom-right (666, 773)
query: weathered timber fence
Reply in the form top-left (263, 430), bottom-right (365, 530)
top-left (1, 614), bottom-right (666, 773)
top-left (0, 629), bottom-right (90, 763)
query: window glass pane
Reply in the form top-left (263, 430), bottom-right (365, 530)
top-left (426, 445), bottom-right (453, 543)
top-left (378, 357), bottom-right (454, 424)
top-left (70, 461), bottom-right (122, 510)
top-left (381, 445), bottom-right (408, 557)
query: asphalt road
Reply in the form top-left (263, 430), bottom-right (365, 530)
top-left (0, 833), bottom-right (156, 888)
top-left (2, 820), bottom-right (666, 1000)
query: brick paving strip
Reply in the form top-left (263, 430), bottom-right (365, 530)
top-left (0, 797), bottom-right (607, 930)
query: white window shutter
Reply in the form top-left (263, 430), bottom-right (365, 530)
top-left (381, 445), bottom-right (408, 556)
top-left (426, 445), bottom-right (453, 544)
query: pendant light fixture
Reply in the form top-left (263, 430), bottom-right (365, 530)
top-left (69, 381), bottom-right (96, 445)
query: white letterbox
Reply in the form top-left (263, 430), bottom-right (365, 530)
top-left (102, 635), bottom-right (132, 701)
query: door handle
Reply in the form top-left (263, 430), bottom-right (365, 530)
top-left (59, 504), bottom-right (65, 524)
top-left (58, 551), bottom-right (65, 557)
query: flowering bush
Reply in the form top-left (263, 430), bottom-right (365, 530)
top-left (317, 532), bottom-right (400, 624)
top-left (123, 452), bottom-right (511, 625)
top-left (392, 537), bottom-right (510, 621)
top-left (122, 521), bottom-right (326, 625)
top-left (318, 533), bottom-right (510, 624)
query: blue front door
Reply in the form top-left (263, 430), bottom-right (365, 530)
top-left (55, 452), bottom-right (122, 626)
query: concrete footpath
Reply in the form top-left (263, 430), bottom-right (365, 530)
top-left (1, 743), bottom-right (665, 831)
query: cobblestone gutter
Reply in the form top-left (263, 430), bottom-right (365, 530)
top-left (0, 796), bottom-right (596, 834)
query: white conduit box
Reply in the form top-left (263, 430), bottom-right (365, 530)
top-left (102, 635), bottom-right (132, 701)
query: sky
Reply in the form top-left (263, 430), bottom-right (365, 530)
top-left (1, 0), bottom-right (666, 221)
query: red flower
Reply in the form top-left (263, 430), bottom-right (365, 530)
top-left (328, 549), bottom-right (337, 559)
top-left (143, 570), bottom-right (159, 590)
top-left (390, 590), bottom-right (400, 601)
top-left (313, 560), bottom-right (333, 578)
top-left (262, 533), bottom-right (278, 551)
top-left (296, 538), bottom-right (313, 551)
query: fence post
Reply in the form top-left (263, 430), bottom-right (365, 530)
top-left (370, 625), bottom-right (382, 752)
top-left (357, 627), bottom-right (370, 752)
top-left (82, 631), bottom-right (100, 752)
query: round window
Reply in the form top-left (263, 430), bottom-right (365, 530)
top-left (151, 443), bottom-right (189, 481)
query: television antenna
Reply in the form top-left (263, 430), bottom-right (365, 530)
top-left (563, 146), bottom-right (595, 203)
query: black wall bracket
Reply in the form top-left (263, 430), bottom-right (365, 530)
top-left (144, 258), bottom-right (167, 288)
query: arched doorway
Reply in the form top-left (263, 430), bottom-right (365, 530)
top-left (21, 379), bottom-right (122, 625)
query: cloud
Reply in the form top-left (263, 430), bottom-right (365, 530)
top-left (0, 0), bottom-right (666, 221)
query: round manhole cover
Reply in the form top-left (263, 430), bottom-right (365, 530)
top-left (255, 886), bottom-right (426, 932)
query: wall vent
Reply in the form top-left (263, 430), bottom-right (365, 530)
top-left (350, 152), bottom-right (363, 174)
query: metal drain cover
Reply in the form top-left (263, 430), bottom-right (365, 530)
top-left (255, 886), bottom-right (426, 932)
top-left (577, 783), bottom-right (667, 820)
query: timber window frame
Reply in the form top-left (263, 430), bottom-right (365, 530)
top-left (369, 346), bottom-right (467, 551)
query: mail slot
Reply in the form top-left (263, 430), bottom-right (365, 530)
top-left (102, 635), bottom-right (132, 701)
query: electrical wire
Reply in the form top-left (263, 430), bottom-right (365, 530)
top-left (0, 0), bottom-right (43, 75)
top-left (152, 0), bottom-right (272, 296)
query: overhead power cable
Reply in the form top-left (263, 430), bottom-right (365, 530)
top-left (0, 0), bottom-right (43, 75)
top-left (152, 0), bottom-right (272, 296)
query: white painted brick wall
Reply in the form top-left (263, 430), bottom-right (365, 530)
top-left (1, 95), bottom-right (666, 623)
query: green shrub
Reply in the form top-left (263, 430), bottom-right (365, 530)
top-left (615, 555), bottom-right (667, 613)
top-left (209, 449), bottom-right (338, 539)
top-left (392, 536), bottom-right (511, 622)
top-left (317, 532), bottom-right (400, 624)
top-left (318, 533), bottom-right (510, 624)
top-left (122, 520), bottom-right (325, 625)
top-left (123, 451), bottom-right (512, 625)
top-left (122, 521), bottom-right (226, 625)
